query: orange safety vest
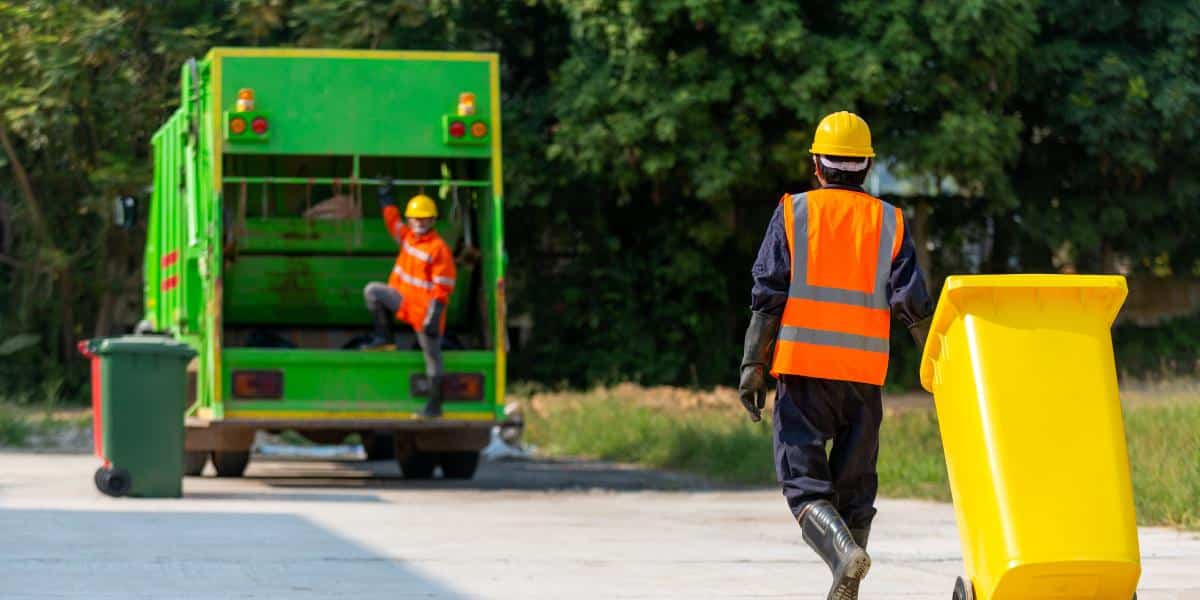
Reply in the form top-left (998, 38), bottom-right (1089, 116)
top-left (383, 206), bottom-right (456, 335)
top-left (771, 188), bottom-right (904, 386)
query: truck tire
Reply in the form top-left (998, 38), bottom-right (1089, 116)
top-left (398, 451), bottom-right (437, 479)
top-left (363, 431), bottom-right (396, 461)
top-left (211, 450), bottom-right (250, 477)
top-left (184, 451), bottom-right (208, 476)
top-left (439, 451), bottom-right (480, 480)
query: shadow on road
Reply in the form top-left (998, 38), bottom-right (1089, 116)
top-left (237, 456), bottom-right (759, 494)
top-left (186, 490), bottom-right (386, 503)
top-left (0, 508), bottom-right (471, 598)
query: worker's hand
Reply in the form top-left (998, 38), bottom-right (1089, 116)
top-left (422, 301), bottom-right (444, 337)
top-left (738, 364), bottom-right (768, 422)
top-left (377, 176), bottom-right (396, 209)
top-left (909, 316), bottom-right (932, 352)
top-left (738, 311), bottom-right (779, 423)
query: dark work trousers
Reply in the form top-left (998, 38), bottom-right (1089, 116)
top-left (773, 374), bottom-right (883, 530)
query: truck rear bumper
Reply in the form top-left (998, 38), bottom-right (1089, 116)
top-left (211, 348), bottom-right (501, 421)
top-left (185, 416), bottom-right (494, 453)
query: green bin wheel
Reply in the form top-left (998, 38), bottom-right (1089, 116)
top-left (94, 466), bottom-right (132, 497)
top-left (398, 451), bottom-right (437, 479)
top-left (952, 577), bottom-right (974, 600)
top-left (183, 451), bottom-right (208, 476)
top-left (211, 450), bottom-right (250, 478)
top-left (439, 451), bottom-right (480, 480)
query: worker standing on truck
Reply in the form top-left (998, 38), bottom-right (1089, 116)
top-left (737, 111), bottom-right (933, 600)
top-left (362, 179), bottom-right (457, 418)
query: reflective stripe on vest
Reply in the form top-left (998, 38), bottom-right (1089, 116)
top-left (403, 243), bottom-right (432, 263)
top-left (393, 266), bottom-right (434, 290)
top-left (772, 190), bottom-right (901, 386)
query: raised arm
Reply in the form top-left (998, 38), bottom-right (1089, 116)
top-left (377, 179), bottom-right (408, 243)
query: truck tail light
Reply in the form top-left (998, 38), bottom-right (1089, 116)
top-left (410, 373), bottom-right (484, 401)
top-left (233, 370), bottom-right (283, 399)
top-left (470, 122), bottom-right (488, 138)
top-left (448, 121), bottom-right (466, 138)
top-left (229, 117), bottom-right (247, 135)
top-left (251, 117), bottom-right (269, 135)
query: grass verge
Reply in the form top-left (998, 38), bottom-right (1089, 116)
top-left (522, 386), bottom-right (1199, 529)
top-left (0, 402), bottom-right (91, 449)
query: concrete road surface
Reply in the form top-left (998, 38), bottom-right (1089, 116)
top-left (1, 451), bottom-right (1197, 599)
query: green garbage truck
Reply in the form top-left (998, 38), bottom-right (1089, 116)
top-left (142, 48), bottom-right (507, 479)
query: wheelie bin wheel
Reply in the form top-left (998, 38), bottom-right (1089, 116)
top-left (94, 466), bottom-right (132, 497)
top-left (952, 576), bottom-right (975, 600)
top-left (439, 451), bottom-right (480, 480)
top-left (211, 450), bottom-right (250, 477)
top-left (398, 451), bottom-right (437, 479)
top-left (183, 451), bottom-right (208, 476)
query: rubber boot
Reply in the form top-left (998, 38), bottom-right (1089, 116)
top-left (362, 305), bottom-right (395, 350)
top-left (799, 500), bottom-right (871, 600)
top-left (419, 375), bottom-right (443, 418)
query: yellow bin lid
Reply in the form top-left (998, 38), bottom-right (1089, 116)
top-left (918, 274), bottom-right (1127, 392)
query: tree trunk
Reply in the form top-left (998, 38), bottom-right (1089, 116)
top-left (58, 269), bottom-right (75, 362)
top-left (0, 122), bottom-right (54, 247)
top-left (986, 211), bottom-right (1013, 274)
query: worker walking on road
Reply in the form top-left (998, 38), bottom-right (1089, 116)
top-left (738, 112), bottom-right (933, 600)
top-left (362, 179), bottom-right (457, 418)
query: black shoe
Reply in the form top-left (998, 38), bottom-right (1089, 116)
top-left (360, 335), bottom-right (395, 351)
top-left (799, 500), bottom-right (871, 600)
top-left (418, 376), bottom-right (443, 418)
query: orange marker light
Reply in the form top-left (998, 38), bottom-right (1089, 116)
top-left (457, 92), bottom-right (476, 116)
top-left (236, 88), bottom-right (255, 112)
top-left (229, 117), bottom-right (247, 135)
top-left (470, 122), bottom-right (488, 138)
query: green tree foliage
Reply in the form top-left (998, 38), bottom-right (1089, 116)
top-left (1, 1), bottom-right (1197, 397)
top-left (0, 1), bottom-right (218, 392)
top-left (1014, 1), bottom-right (1200, 274)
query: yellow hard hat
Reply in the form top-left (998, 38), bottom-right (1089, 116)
top-left (404, 194), bottom-right (438, 218)
top-left (810, 111), bottom-right (875, 158)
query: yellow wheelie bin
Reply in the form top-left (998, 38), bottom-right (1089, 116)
top-left (919, 275), bottom-right (1140, 600)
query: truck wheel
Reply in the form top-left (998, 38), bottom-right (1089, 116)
top-left (952, 577), bottom-right (975, 600)
top-left (398, 451), bottom-right (437, 479)
top-left (363, 431), bottom-right (396, 461)
top-left (184, 451), bottom-right (208, 476)
top-left (439, 451), bottom-right (480, 480)
top-left (95, 466), bottom-right (132, 497)
top-left (211, 450), bottom-right (250, 477)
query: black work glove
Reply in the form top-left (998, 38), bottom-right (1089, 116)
top-left (738, 311), bottom-right (780, 422)
top-left (909, 315), bottom-right (932, 353)
top-left (376, 176), bottom-right (396, 210)
top-left (422, 300), bottom-right (445, 337)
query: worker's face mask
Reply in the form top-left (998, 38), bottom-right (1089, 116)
top-left (409, 217), bottom-right (435, 235)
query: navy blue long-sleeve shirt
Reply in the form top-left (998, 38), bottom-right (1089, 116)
top-left (750, 188), bottom-right (933, 328)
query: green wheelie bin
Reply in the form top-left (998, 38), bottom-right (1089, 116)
top-left (79, 336), bottom-right (196, 497)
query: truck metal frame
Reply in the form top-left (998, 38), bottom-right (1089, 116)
top-left (145, 48), bottom-right (506, 478)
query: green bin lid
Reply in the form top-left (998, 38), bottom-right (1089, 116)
top-left (90, 335), bottom-right (197, 358)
